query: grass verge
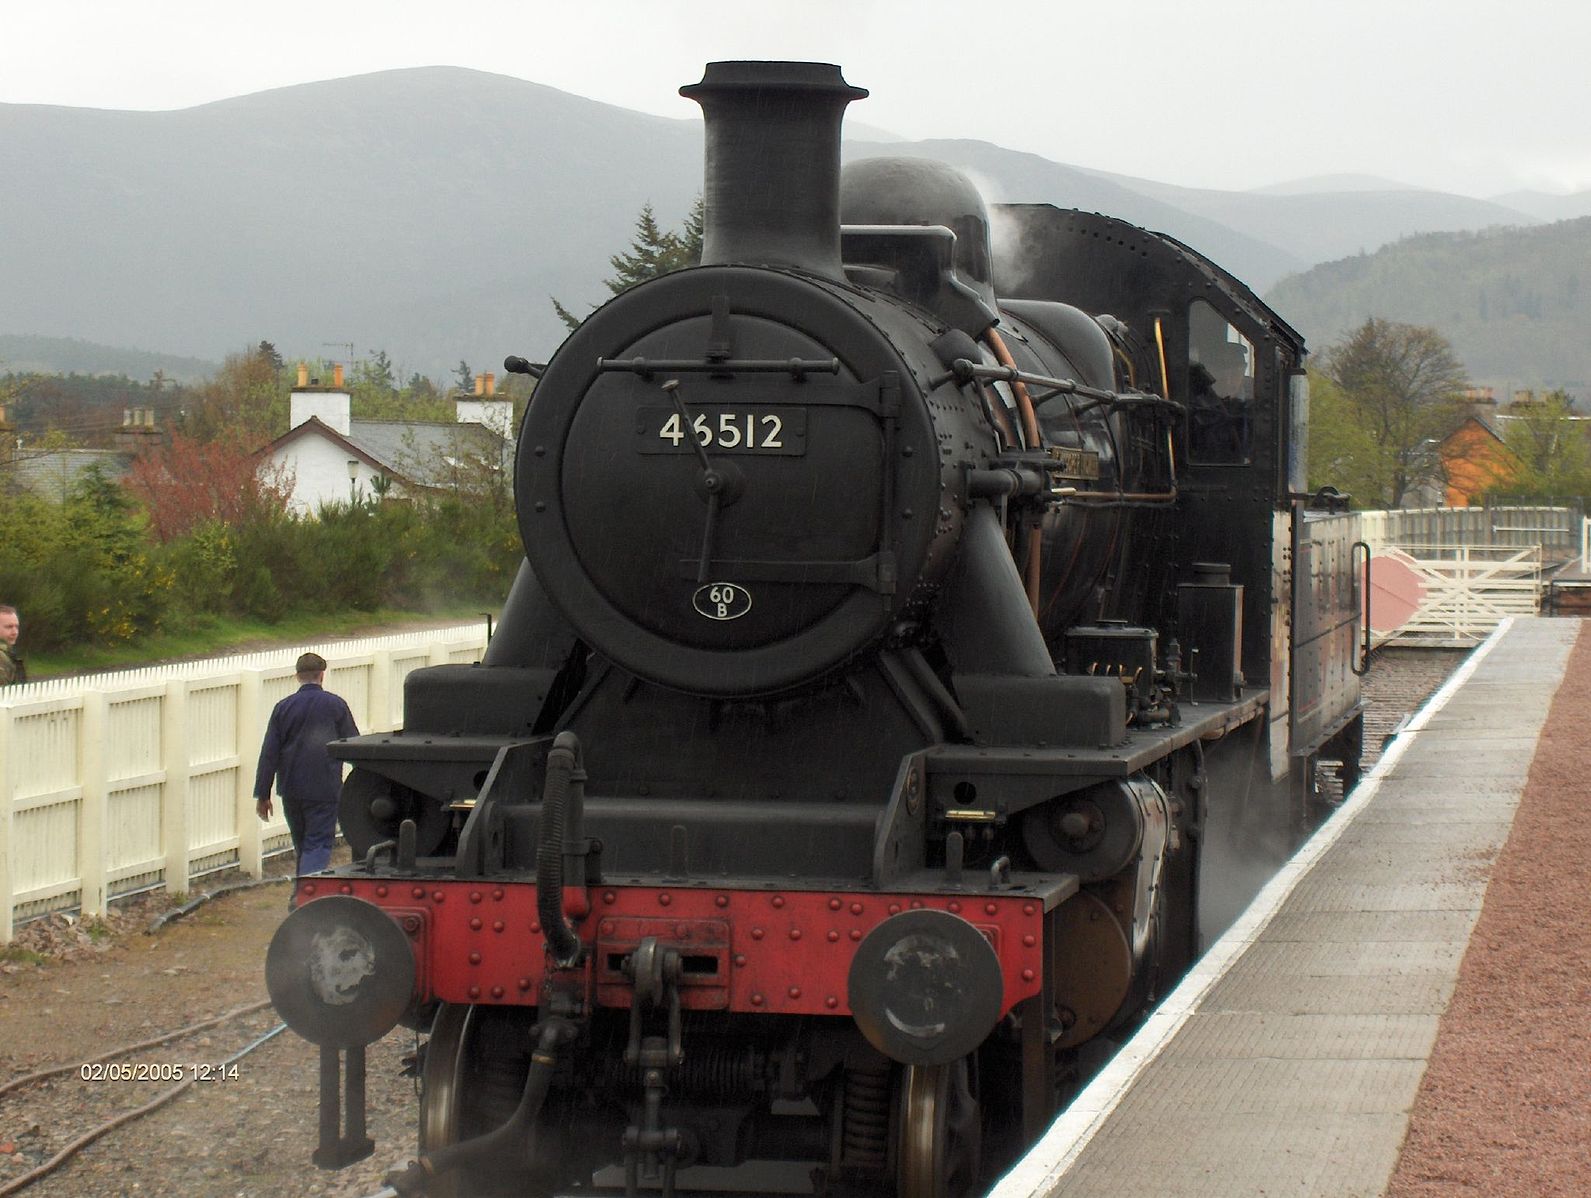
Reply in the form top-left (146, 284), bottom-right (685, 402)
top-left (25, 604), bottom-right (493, 680)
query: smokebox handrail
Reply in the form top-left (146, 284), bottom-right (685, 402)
top-left (596, 356), bottom-right (841, 380)
top-left (934, 357), bottom-right (1184, 414)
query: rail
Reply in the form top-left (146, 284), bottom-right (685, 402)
top-left (0, 623), bottom-right (489, 941)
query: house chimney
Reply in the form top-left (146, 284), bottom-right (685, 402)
top-left (680, 61), bottom-right (867, 280)
top-left (484, 372), bottom-right (495, 396)
top-left (456, 396), bottom-right (514, 438)
top-left (290, 368), bottom-right (352, 436)
top-left (474, 374), bottom-right (485, 396)
top-left (297, 362), bottom-right (309, 388)
top-left (333, 362), bottom-right (345, 389)
top-left (116, 407), bottom-right (161, 455)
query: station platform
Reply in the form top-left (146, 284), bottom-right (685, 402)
top-left (989, 615), bottom-right (1581, 1198)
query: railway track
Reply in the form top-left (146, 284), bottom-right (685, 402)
top-left (0, 1001), bottom-right (287, 1196)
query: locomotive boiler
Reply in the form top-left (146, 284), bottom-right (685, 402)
top-left (266, 60), bottom-right (1367, 1198)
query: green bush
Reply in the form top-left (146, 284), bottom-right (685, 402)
top-left (160, 520), bottom-right (238, 615)
top-left (0, 470), bottom-right (169, 652)
top-left (2, 474), bottom-right (524, 656)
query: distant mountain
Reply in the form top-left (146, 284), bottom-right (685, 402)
top-left (1, 68), bottom-right (705, 381)
top-left (1083, 170), bottom-right (1538, 267)
top-left (1487, 190), bottom-right (1591, 223)
top-left (2, 67), bottom-right (1580, 381)
top-left (0, 333), bottom-right (217, 383)
top-left (1264, 218), bottom-right (1591, 396)
top-left (1249, 173), bottom-right (1426, 195)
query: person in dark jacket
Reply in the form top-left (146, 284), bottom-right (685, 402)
top-left (0, 605), bottom-right (24, 686)
top-left (253, 652), bottom-right (359, 874)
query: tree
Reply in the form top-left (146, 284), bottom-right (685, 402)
top-left (1492, 390), bottom-right (1591, 503)
top-left (553, 198), bottom-right (704, 330)
top-left (122, 432), bottom-right (295, 542)
top-left (454, 360), bottom-right (473, 391)
top-left (357, 349), bottom-right (396, 394)
top-left (1, 466), bottom-right (169, 649)
top-left (177, 345), bottom-right (288, 443)
top-left (257, 340), bottom-right (285, 372)
top-left (1306, 369), bottom-right (1388, 505)
top-left (1315, 318), bottom-right (1470, 508)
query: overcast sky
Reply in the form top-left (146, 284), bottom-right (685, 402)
top-left (4, 0), bottom-right (1588, 198)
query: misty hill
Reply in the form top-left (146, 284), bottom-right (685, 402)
top-left (1487, 189), bottom-right (1591, 222)
top-left (1265, 217), bottom-right (1591, 395)
top-left (1084, 170), bottom-right (1537, 266)
top-left (0, 68), bottom-right (705, 383)
top-left (0, 334), bottom-right (217, 383)
top-left (0, 67), bottom-right (1561, 381)
top-left (1249, 173), bottom-right (1427, 194)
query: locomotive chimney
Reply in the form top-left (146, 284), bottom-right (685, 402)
top-left (680, 61), bottom-right (867, 281)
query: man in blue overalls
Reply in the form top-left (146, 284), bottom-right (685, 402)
top-left (253, 652), bottom-right (359, 875)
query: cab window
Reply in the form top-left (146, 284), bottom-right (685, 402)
top-left (1187, 299), bottom-right (1254, 464)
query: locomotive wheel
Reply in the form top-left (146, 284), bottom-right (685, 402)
top-left (419, 1003), bottom-right (546, 1198)
top-left (895, 1058), bottom-right (981, 1198)
top-left (418, 1003), bottom-right (474, 1198)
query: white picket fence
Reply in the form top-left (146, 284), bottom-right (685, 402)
top-left (1358, 505), bottom-right (1582, 561)
top-left (0, 623), bottom-right (488, 940)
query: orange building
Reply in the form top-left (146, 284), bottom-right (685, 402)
top-left (1440, 416), bottom-right (1517, 506)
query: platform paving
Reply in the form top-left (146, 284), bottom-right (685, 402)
top-left (989, 616), bottom-right (1580, 1198)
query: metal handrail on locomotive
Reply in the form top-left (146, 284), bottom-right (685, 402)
top-left (265, 59), bottom-right (1368, 1198)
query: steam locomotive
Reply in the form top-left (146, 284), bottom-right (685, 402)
top-left (266, 60), bottom-right (1367, 1198)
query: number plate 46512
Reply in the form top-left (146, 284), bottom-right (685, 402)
top-left (637, 407), bottom-right (806, 456)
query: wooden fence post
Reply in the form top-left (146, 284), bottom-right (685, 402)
top-left (161, 681), bottom-right (190, 894)
top-left (236, 670), bottom-right (264, 879)
top-left (0, 706), bottom-right (14, 942)
top-left (369, 648), bottom-right (394, 734)
top-left (78, 690), bottom-right (108, 917)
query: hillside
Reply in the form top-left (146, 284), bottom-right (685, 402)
top-left (0, 67), bottom-right (1564, 381)
top-left (1265, 217), bottom-right (1591, 395)
top-left (0, 68), bottom-right (706, 380)
top-left (0, 334), bottom-right (217, 383)
top-left (1089, 170), bottom-right (1536, 266)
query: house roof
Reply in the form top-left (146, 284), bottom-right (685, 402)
top-left (259, 416), bottom-right (509, 490)
top-left (3, 449), bottom-right (133, 501)
top-left (344, 420), bottom-right (507, 487)
top-left (1447, 414), bottom-right (1507, 444)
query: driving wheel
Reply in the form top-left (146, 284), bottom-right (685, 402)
top-left (419, 1003), bottom-right (544, 1197)
top-left (895, 1056), bottom-right (981, 1198)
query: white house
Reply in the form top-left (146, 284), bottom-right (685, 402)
top-left (260, 365), bottom-right (512, 515)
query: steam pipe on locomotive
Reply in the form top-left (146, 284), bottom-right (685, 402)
top-left (266, 60), bottom-right (1368, 1198)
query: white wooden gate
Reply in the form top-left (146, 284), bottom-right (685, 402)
top-left (1374, 545), bottom-right (1543, 647)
